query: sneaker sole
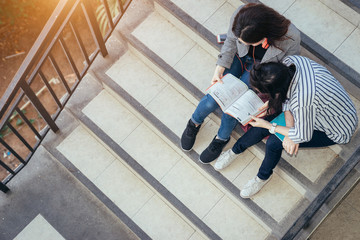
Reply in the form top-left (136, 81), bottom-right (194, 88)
top-left (198, 158), bottom-right (213, 164)
top-left (214, 166), bottom-right (225, 171)
top-left (180, 140), bottom-right (193, 152)
top-left (240, 192), bottom-right (252, 199)
top-left (181, 147), bottom-right (192, 152)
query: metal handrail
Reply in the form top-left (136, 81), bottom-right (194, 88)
top-left (0, 0), bottom-right (77, 121)
top-left (0, 0), bottom-right (132, 192)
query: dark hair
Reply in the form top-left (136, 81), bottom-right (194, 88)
top-left (250, 62), bottom-right (294, 114)
top-left (232, 3), bottom-right (291, 48)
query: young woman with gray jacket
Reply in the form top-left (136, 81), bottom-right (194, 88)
top-left (181, 3), bottom-right (301, 163)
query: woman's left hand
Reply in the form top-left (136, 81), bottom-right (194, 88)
top-left (283, 136), bottom-right (299, 155)
top-left (248, 116), bottom-right (271, 129)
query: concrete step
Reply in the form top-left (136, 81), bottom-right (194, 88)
top-left (103, 0), bottom-right (360, 237)
top-left (36, 0), bottom-right (360, 239)
top-left (340, 0), bottom-right (360, 15)
top-left (321, 0), bottom-right (360, 25)
top-left (122, 3), bottom-right (344, 195)
top-left (102, 46), bottom-right (306, 223)
top-left (0, 143), bottom-right (140, 240)
top-left (141, 0), bottom-right (360, 192)
top-left (76, 31), bottom-right (312, 238)
top-left (46, 75), bottom-right (212, 240)
top-left (57, 72), bottom-right (274, 239)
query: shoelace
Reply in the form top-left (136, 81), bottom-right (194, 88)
top-left (244, 177), bottom-right (257, 189)
top-left (186, 125), bottom-right (198, 137)
top-left (223, 151), bottom-right (234, 162)
top-left (209, 139), bottom-right (224, 152)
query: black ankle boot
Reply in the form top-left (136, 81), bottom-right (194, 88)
top-left (181, 119), bottom-right (201, 151)
top-left (199, 136), bottom-right (229, 163)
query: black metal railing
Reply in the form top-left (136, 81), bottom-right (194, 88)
top-left (0, 0), bottom-right (132, 193)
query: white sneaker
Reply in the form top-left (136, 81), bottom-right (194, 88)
top-left (240, 176), bottom-right (271, 198)
top-left (214, 149), bottom-right (238, 170)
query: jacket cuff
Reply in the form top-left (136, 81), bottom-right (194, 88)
top-left (216, 54), bottom-right (232, 69)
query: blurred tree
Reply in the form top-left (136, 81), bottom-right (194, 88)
top-left (0, 0), bottom-right (36, 26)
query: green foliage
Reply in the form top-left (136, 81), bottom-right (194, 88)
top-left (11, 109), bottom-right (26, 118)
top-left (16, 118), bottom-right (22, 126)
top-left (0, 125), bottom-right (11, 138)
top-left (0, 0), bottom-right (36, 26)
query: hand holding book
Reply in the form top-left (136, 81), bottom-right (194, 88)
top-left (211, 65), bottom-right (226, 85)
top-left (206, 74), bottom-right (266, 125)
top-left (256, 101), bottom-right (269, 118)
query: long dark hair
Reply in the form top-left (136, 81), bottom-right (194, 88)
top-left (250, 62), bottom-right (294, 114)
top-left (232, 3), bottom-right (291, 48)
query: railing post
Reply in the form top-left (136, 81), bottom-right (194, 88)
top-left (117, 0), bottom-right (124, 14)
top-left (82, 0), bottom-right (108, 57)
top-left (0, 182), bottom-right (10, 193)
top-left (21, 83), bottom-right (59, 133)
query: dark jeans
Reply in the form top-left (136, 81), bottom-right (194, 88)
top-left (232, 116), bottom-right (337, 180)
top-left (191, 54), bottom-right (257, 140)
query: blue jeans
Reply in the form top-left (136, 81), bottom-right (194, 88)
top-left (232, 115), bottom-right (337, 180)
top-left (191, 54), bottom-right (256, 141)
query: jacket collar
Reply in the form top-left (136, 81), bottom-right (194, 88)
top-left (261, 46), bottom-right (282, 63)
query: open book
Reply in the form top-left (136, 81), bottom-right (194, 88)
top-left (207, 74), bottom-right (265, 125)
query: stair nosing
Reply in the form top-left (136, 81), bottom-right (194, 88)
top-left (42, 116), bottom-right (152, 240)
top-left (125, 31), bottom-right (316, 194)
top-left (341, 0), bottom-right (360, 15)
top-left (107, 0), bottom-right (360, 236)
top-left (125, 4), bottom-right (359, 196)
top-left (94, 58), bottom-right (288, 237)
top-left (69, 101), bottom-right (223, 240)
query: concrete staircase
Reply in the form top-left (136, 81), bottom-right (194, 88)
top-left (32, 0), bottom-right (360, 239)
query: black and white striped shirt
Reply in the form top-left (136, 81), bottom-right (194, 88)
top-left (282, 56), bottom-right (358, 144)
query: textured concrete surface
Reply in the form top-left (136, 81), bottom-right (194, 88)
top-left (0, 146), bottom-right (138, 240)
top-left (310, 179), bottom-right (360, 240)
top-left (0, 0), bottom-right (359, 239)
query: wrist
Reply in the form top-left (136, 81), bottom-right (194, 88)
top-left (269, 122), bottom-right (277, 134)
top-left (216, 65), bottom-right (225, 72)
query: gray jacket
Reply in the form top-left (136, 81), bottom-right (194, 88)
top-left (216, 6), bottom-right (301, 68)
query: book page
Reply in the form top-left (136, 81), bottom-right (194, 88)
top-left (208, 74), bottom-right (248, 110)
top-left (225, 90), bottom-right (265, 125)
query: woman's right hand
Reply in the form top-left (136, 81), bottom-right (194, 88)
top-left (211, 65), bottom-right (226, 84)
top-left (257, 101), bottom-right (269, 118)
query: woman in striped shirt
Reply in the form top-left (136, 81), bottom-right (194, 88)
top-left (214, 55), bottom-right (358, 198)
top-left (180, 3), bottom-right (301, 164)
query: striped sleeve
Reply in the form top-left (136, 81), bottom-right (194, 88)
top-left (282, 99), bottom-right (290, 112)
top-left (284, 56), bottom-right (316, 143)
top-left (288, 106), bottom-right (316, 143)
top-left (283, 55), bottom-right (358, 144)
